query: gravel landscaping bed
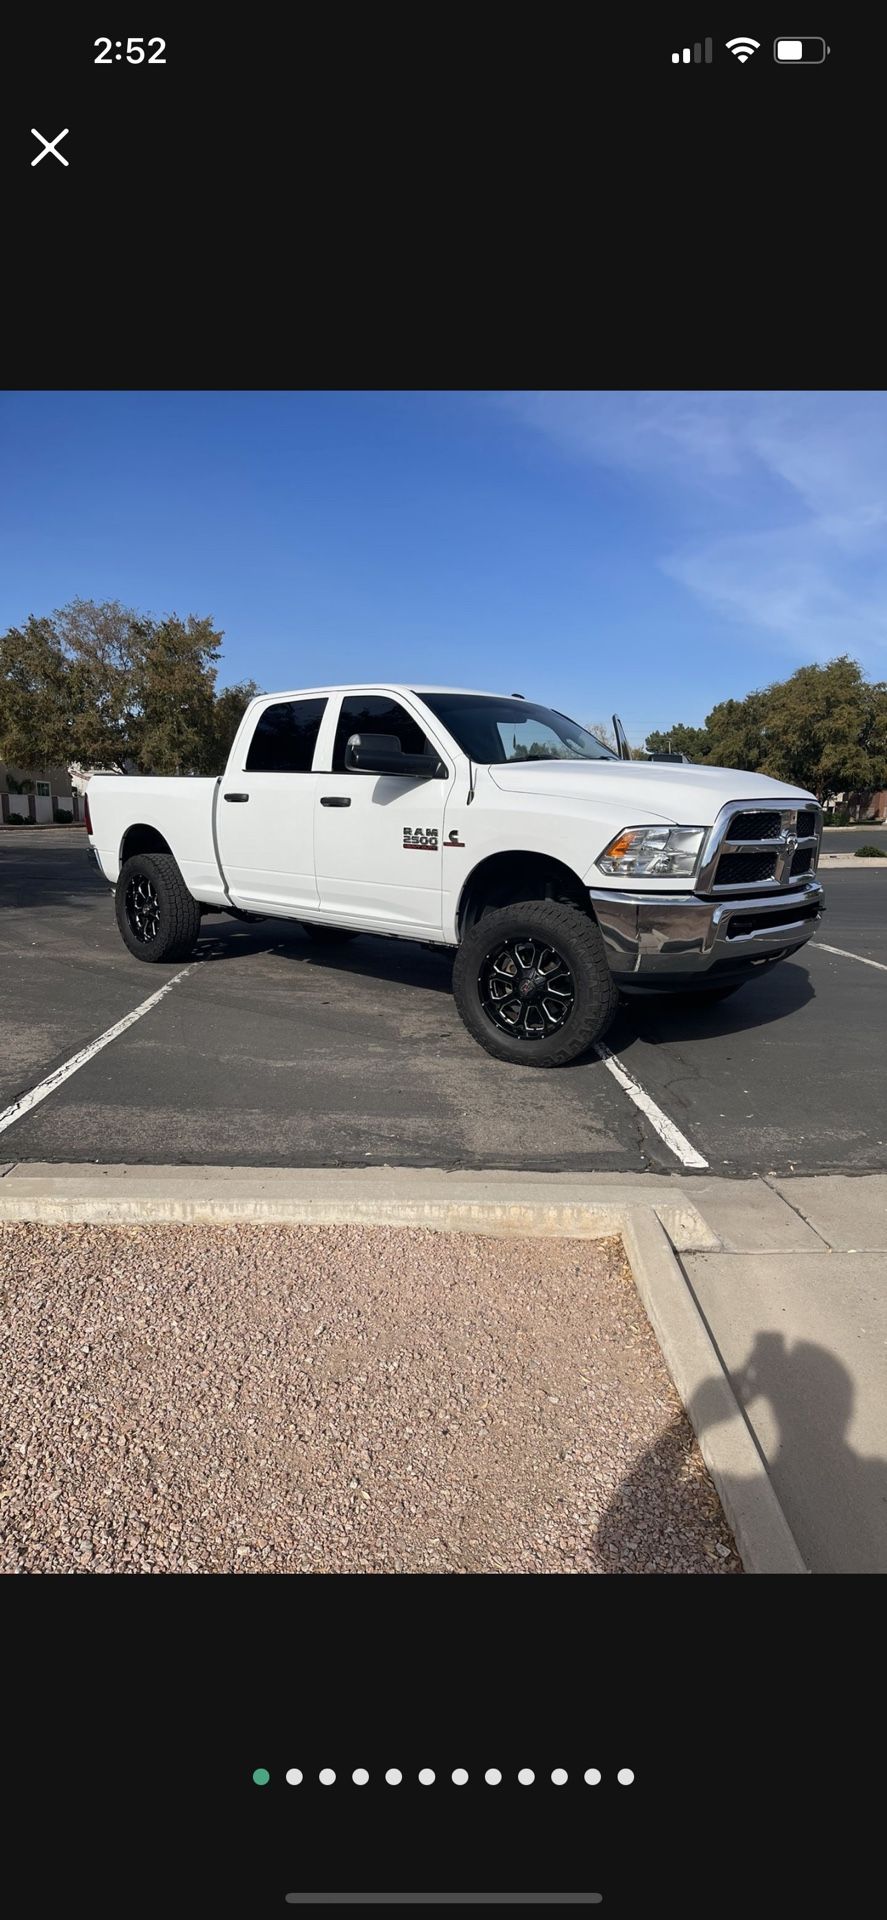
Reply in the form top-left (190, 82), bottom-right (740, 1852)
top-left (0, 1223), bottom-right (740, 1573)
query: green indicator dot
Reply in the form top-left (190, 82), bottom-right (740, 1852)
top-left (252, 1768), bottom-right (270, 1786)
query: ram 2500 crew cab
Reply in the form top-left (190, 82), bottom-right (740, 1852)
top-left (86, 685), bottom-right (824, 1066)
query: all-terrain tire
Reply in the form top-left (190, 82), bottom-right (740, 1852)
top-left (115, 853), bottom-right (202, 963)
top-left (453, 900), bottom-right (618, 1067)
top-left (300, 923), bottom-right (360, 943)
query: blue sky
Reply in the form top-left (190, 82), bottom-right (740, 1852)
top-left (2, 390), bottom-right (884, 745)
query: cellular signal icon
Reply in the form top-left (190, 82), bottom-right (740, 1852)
top-left (672, 39), bottom-right (713, 63)
top-left (726, 36), bottom-right (760, 61)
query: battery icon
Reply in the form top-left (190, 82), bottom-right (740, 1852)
top-left (774, 37), bottom-right (829, 62)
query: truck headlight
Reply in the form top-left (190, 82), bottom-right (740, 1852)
top-left (596, 825), bottom-right (706, 878)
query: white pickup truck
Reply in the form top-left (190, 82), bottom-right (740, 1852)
top-left (85, 684), bottom-right (824, 1066)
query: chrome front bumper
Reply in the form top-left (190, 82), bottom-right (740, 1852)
top-left (588, 879), bottom-right (824, 984)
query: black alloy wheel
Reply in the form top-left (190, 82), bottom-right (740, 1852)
top-left (479, 935), bottom-right (575, 1040)
top-left (452, 898), bottom-right (618, 1067)
top-left (115, 852), bottom-right (203, 963)
top-left (125, 872), bottom-right (161, 943)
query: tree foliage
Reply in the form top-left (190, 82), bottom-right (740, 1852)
top-left (644, 657), bottom-right (887, 798)
top-left (643, 723), bottom-right (710, 761)
top-left (210, 680), bottom-right (262, 767)
top-left (0, 616), bottom-right (73, 768)
top-left (132, 614), bottom-right (223, 776)
top-left (0, 599), bottom-right (260, 776)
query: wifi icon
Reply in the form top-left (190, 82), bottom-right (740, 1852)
top-left (726, 36), bottom-right (760, 62)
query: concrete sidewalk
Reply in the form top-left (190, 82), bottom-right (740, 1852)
top-left (679, 1173), bottom-right (887, 1575)
top-left (1, 1162), bottom-right (884, 1574)
top-left (816, 853), bottom-right (887, 868)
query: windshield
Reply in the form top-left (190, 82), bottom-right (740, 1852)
top-left (416, 693), bottom-right (618, 764)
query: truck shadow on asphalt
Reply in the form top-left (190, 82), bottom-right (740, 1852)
top-left (595, 1332), bottom-right (887, 1575)
top-left (610, 961), bottom-right (815, 1051)
top-left (193, 921), bottom-right (817, 1044)
top-left (193, 920), bottom-right (457, 994)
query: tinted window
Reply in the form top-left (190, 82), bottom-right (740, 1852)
top-left (245, 698), bottom-right (327, 773)
top-left (416, 692), bottom-right (618, 763)
top-left (332, 695), bottom-right (435, 772)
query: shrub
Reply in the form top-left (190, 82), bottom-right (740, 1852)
top-left (53, 808), bottom-right (73, 823)
top-left (7, 812), bottom-right (27, 823)
top-left (828, 809), bottom-right (851, 826)
top-left (855, 844), bottom-right (886, 858)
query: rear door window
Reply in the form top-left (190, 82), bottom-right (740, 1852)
top-left (245, 698), bottom-right (327, 772)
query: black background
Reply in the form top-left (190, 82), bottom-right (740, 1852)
top-left (3, 17), bottom-right (882, 374)
top-left (6, 1575), bottom-right (876, 1916)
top-left (5, 21), bottom-right (848, 190)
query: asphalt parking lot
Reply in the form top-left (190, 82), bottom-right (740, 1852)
top-left (822, 824), bottom-right (887, 853)
top-left (1, 828), bottom-right (885, 1176)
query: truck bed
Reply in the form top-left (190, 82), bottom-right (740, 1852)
top-left (87, 775), bottom-right (227, 903)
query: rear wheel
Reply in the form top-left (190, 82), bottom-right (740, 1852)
top-left (115, 853), bottom-right (202, 963)
top-left (453, 900), bottom-right (618, 1066)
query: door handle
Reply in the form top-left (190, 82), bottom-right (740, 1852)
top-left (223, 792), bottom-right (250, 803)
top-left (320, 796), bottom-right (351, 807)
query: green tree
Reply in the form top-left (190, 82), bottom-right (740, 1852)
top-left (57, 598), bottom-right (140, 767)
top-left (644, 724), bottom-right (711, 761)
top-left (642, 659), bottom-right (887, 793)
top-left (209, 679), bottom-right (261, 771)
top-left (703, 693), bottom-right (769, 772)
top-left (758, 657), bottom-right (887, 797)
top-left (1, 600), bottom-right (254, 777)
top-left (131, 614), bottom-right (224, 774)
top-left (0, 616), bottom-right (72, 767)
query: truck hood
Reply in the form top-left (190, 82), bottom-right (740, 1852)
top-left (486, 760), bottom-right (817, 825)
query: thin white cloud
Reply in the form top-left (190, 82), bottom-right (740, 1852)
top-left (501, 391), bottom-right (887, 665)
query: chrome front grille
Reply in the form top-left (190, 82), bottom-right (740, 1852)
top-left (716, 850), bottom-right (782, 887)
top-left (727, 811), bottom-right (782, 841)
top-left (697, 803), bottom-right (823, 895)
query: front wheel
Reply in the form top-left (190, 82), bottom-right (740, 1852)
top-left (115, 853), bottom-right (202, 963)
top-left (453, 900), bottom-right (618, 1067)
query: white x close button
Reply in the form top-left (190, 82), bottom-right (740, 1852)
top-left (31, 129), bottom-right (69, 167)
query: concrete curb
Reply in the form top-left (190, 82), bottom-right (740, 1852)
top-left (0, 1164), bottom-right (721, 1247)
top-left (619, 1212), bottom-right (807, 1575)
top-left (818, 855), bottom-right (887, 868)
top-left (0, 1162), bottom-right (807, 1575)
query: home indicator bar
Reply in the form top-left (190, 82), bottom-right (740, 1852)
top-left (284, 1899), bottom-right (604, 1908)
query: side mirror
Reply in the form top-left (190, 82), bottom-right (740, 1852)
top-left (344, 732), bottom-right (446, 779)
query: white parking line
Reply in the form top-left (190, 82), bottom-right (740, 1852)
top-left (593, 1041), bottom-right (709, 1170)
top-left (0, 969), bottom-right (192, 1137)
top-left (814, 942), bottom-right (887, 974)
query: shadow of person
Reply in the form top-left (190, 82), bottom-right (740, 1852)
top-left (592, 1404), bottom-right (743, 1575)
top-left (596, 1333), bottom-right (887, 1575)
top-left (724, 1331), bottom-right (887, 1575)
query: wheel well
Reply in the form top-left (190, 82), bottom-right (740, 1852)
top-left (120, 823), bottom-right (174, 864)
top-left (457, 851), bottom-right (591, 936)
